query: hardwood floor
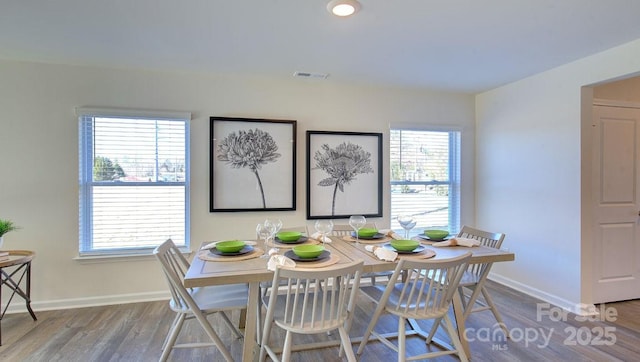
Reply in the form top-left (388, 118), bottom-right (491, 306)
top-left (0, 281), bottom-right (638, 361)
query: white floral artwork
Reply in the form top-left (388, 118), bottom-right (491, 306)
top-left (211, 117), bottom-right (296, 212)
top-left (307, 131), bottom-right (382, 219)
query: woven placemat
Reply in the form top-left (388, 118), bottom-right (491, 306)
top-left (291, 253), bottom-right (340, 270)
top-left (397, 249), bottom-right (436, 260)
top-left (341, 235), bottom-right (392, 244)
top-left (265, 237), bottom-right (320, 249)
top-left (197, 247), bottom-right (265, 262)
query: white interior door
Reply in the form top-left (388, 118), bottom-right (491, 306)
top-left (591, 104), bottom-right (640, 303)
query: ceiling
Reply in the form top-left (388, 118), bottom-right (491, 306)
top-left (2, 0), bottom-right (640, 93)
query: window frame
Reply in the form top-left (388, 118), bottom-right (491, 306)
top-left (389, 125), bottom-right (461, 235)
top-left (77, 107), bottom-right (191, 256)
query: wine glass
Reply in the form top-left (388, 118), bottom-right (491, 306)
top-left (397, 214), bottom-right (417, 239)
top-left (349, 215), bottom-right (366, 244)
top-left (256, 222), bottom-right (274, 258)
top-left (265, 218), bottom-right (283, 253)
top-left (314, 219), bottom-right (334, 245)
top-left (265, 218), bottom-right (283, 241)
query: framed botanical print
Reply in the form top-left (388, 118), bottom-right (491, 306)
top-left (306, 130), bottom-right (382, 219)
top-left (210, 117), bottom-right (296, 212)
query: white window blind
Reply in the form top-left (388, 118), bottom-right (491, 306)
top-left (390, 129), bottom-right (460, 235)
top-left (78, 108), bottom-right (190, 255)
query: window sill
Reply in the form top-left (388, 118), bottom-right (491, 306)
top-left (73, 249), bottom-right (193, 264)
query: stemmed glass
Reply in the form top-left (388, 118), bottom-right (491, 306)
top-left (349, 215), bottom-right (366, 244)
top-left (397, 214), bottom-right (417, 239)
top-left (265, 218), bottom-right (283, 242)
top-left (265, 218), bottom-right (283, 253)
top-left (314, 219), bottom-right (334, 245)
top-left (256, 222), bottom-right (275, 258)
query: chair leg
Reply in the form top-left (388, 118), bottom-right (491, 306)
top-left (425, 316), bottom-right (442, 343)
top-left (338, 326), bottom-right (357, 361)
top-left (459, 286), bottom-right (469, 309)
top-left (192, 311), bottom-right (235, 362)
top-left (481, 286), bottom-right (510, 338)
top-left (357, 297), bottom-right (387, 355)
top-left (161, 313), bottom-right (182, 350)
top-left (443, 314), bottom-right (468, 362)
top-left (160, 312), bottom-right (186, 362)
top-left (462, 285), bottom-right (484, 320)
top-left (239, 308), bottom-right (247, 329)
top-left (398, 317), bottom-right (406, 362)
top-left (259, 302), bottom-right (275, 362)
top-left (256, 302), bottom-right (263, 344)
top-left (219, 311), bottom-right (243, 339)
top-left (282, 330), bottom-right (293, 362)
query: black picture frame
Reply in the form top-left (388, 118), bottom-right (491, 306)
top-left (306, 130), bottom-right (383, 219)
top-left (210, 117), bottom-right (297, 212)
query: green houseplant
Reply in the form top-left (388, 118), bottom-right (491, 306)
top-left (0, 219), bottom-right (19, 237)
top-left (0, 219), bottom-right (19, 248)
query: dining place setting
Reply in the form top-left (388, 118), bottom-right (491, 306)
top-left (266, 230), bottom-right (342, 271)
top-left (413, 226), bottom-right (483, 247)
top-left (196, 239), bottom-right (265, 262)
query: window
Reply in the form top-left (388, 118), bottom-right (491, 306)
top-left (390, 128), bottom-right (460, 235)
top-left (78, 108), bottom-right (190, 255)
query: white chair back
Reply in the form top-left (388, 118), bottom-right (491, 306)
top-left (260, 260), bottom-right (364, 361)
top-left (457, 225), bottom-right (506, 280)
top-left (330, 223), bottom-right (377, 237)
top-left (458, 225), bottom-right (505, 248)
top-left (155, 239), bottom-right (195, 312)
top-left (385, 253), bottom-right (471, 318)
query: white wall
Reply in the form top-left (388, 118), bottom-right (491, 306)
top-left (476, 39), bottom-right (640, 313)
top-left (0, 59), bottom-right (475, 310)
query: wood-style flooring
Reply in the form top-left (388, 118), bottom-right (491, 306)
top-left (0, 281), bottom-right (638, 361)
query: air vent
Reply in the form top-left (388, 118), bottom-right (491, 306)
top-left (293, 71), bottom-right (329, 79)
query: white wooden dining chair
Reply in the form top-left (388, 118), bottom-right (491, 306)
top-left (423, 225), bottom-right (509, 343)
top-left (257, 226), bottom-right (309, 341)
top-left (449, 225), bottom-right (509, 337)
top-left (356, 252), bottom-right (472, 362)
top-left (259, 260), bottom-right (364, 362)
top-left (153, 239), bottom-right (249, 362)
top-left (420, 226), bottom-right (509, 345)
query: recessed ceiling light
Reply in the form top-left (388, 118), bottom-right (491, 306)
top-left (327, 0), bottom-right (361, 17)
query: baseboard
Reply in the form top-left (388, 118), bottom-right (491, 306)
top-left (3, 290), bottom-right (170, 314)
top-left (488, 273), bottom-right (597, 316)
top-left (5, 275), bottom-right (600, 318)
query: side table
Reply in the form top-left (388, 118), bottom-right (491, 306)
top-left (0, 250), bottom-right (37, 345)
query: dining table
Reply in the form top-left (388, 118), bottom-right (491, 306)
top-left (184, 234), bottom-right (515, 361)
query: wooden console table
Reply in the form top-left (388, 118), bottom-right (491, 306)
top-left (0, 250), bottom-right (37, 345)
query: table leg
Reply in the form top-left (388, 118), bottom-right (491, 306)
top-left (0, 262), bottom-right (38, 346)
top-left (243, 282), bottom-right (260, 362)
top-left (25, 262), bottom-right (36, 321)
top-left (0, 267), bottom-right (3, 346)
top-left (452, 290), bottom-right (471, 358)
